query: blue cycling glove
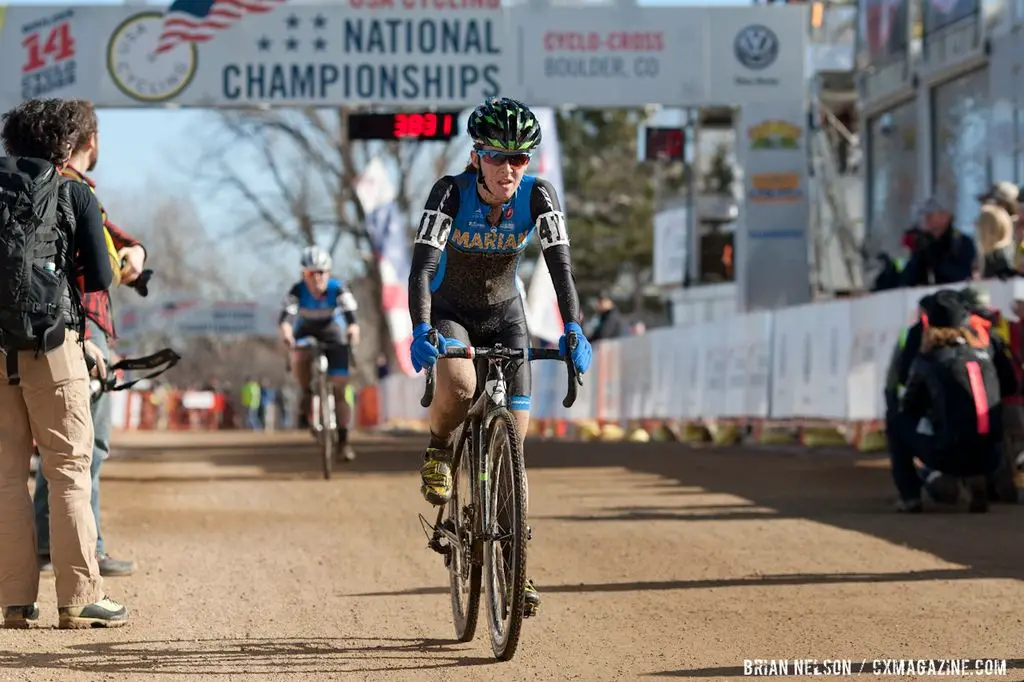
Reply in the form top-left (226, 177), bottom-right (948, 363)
top-left (410, 323), bottom-right (467, 373)
top-left (558, 322), bottom-right (593, 375)
top-left (411, 323), bottom-right (440, 373)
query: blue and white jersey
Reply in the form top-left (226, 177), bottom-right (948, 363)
top-left (279, 278), bottom-right (358, 331)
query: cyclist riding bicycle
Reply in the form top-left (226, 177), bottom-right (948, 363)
top-left (279, 246), bottom-right (360, 462)
top-left (408, 97), bottom-right (593, 614)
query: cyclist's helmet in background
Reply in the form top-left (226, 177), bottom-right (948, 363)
top-left (301, 246), bottom-right (332, 271)
top-left (467, 97), bottom-right (542, 152)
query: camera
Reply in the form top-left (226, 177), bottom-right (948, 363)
top-left (126, 269), bottom-right (154, 298)
top-left (118, 254), bottom-right (154, 298)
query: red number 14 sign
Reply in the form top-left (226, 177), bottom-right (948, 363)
top-left (22, 23), bottom-right (76, 75)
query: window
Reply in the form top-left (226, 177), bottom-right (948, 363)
top-left (868, 101), bottom-right (918, 252)
top-left (931, 68), bottom-right (990, 236)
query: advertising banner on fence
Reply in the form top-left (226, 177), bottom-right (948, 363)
top-left (0, 2), bottom-right (806, 109)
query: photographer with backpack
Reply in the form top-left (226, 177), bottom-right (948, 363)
top-left (32, 99), bottom-right (146, 579)
top-left (0, 98), bottom-right (128, 629)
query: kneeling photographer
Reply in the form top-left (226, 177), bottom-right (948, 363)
top-left (888, 291), bottom-right (1016, 513)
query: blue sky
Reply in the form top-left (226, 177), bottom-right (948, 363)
top-left (14, 0), bottom-right (751, 296)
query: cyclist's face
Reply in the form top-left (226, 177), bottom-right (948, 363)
top-left (303, 268), bottom-right (329, 293)
top-left (473, 146), bottom-right (530, 203)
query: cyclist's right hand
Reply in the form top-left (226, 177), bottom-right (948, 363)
top-left (411, 323), bottom-right (440, 372)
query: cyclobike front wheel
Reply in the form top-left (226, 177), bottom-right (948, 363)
top-left (446, 424), bottom-right (481, 642)
top-left (319, 369), bottom-right (335, 480)
top-left (482, 409), bottom-right (528, 661)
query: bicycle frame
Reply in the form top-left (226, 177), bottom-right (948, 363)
top-left (296, 338), bottom-right (334, 433)
top-left (422, 334), bottom-right (581, 558)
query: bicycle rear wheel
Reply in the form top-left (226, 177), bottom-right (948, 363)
top-left (446, 424), bottom-right (481, 641)
top-left (482, 409), bottom-right (528, 661)
top-left (319, 369), bottom-right (335, 480)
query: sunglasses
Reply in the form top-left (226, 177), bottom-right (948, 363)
top-left (476, 148), bottom-right (531, 169)
top-left (304, 269), bottom-right (329, 276)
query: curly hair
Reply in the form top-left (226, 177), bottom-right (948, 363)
top-left (66, 99), bottom-right (98, 153)
top-left (921, 326), bottom-right (986, 353)
top-left (0, 98), bottom-right (78, 165)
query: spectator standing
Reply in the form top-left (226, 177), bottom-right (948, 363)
top-left (0, 98), bottom-right (127, 628)
top-left (900, 196), bottom-right (976, 287)
top-left (589, 291), bottom-right (625, 343)
top-left (33, 99), bottom-right (144, 579)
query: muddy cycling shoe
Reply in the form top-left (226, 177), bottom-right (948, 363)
top-left (3, 604), bottom-right (39, 629)
top-left (524, 579), bottom-right (541, 617)
top-left (420, 447), bottom-right (453, 505)
top-left (58, 596), bottom-right (129, 629)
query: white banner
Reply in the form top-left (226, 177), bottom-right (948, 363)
top-left (118, 300), bottom-right (281, 338)
top-left (376, 278), bottom-right (1024, 425)
top-left (0, 2), bottom-right (806, 109)
top-left (653, 206), bottom-right (689, 287)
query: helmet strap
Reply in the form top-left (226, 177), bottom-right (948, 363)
top-left (472, 146), bottom-right (494, 197)
top-left (476, 164), bottom-right (491, 195)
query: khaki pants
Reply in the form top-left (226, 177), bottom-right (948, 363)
top-left (0, 333), bottom-right (102, 608)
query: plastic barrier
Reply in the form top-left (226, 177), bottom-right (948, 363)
top-left (375, 278), bottom-right (1024, 446)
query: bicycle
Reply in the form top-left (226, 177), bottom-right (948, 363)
top-left (294, 337), bottom-right (340, 480)
top-left (418, 330), bottom-right (582, 661)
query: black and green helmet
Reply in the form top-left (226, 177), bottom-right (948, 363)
top-left (467, 97), bottom-right (542, 152)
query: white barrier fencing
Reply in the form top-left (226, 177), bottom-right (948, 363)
top-left (379, 280), bottom-right (1024, 433)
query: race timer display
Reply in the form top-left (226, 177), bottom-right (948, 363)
top-left (348, 112), bottom-right (460, 141)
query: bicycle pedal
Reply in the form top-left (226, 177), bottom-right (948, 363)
top-left (523, 603), bottom-right (538, 618)
top-left (526, 526), bottom-right (533, 541)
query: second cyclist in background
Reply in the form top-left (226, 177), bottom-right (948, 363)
top-left (278, 246), bottom-right (360, 461)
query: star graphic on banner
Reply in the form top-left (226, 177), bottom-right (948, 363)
top-left (257, 36), bottom-right (272, 51)
top-left (313, 14), bottom-right (328, 29)
top-left (286, 14), bottom-right (300, 29)
top-left (314, 37), bottom-right (327, 51)
top-left (285, 36), bottom-right (299, 51)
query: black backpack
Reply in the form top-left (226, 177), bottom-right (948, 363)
top-left (0, 156), bottom-right (75, 355)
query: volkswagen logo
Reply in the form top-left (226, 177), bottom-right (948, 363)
top-left (734, 24), bottom-right (779, 70)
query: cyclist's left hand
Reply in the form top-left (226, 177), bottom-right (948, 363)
top-left (558, 322), bottom-right (592, 374)
top-left (347, 323), bottom-right (360, 346)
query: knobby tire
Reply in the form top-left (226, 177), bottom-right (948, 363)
top-left (320, 371), bottom-right (334, 480)
top-left (447, 424), bottom-right (482, 641)
top-left (482, 409), bottom-right (528, 661)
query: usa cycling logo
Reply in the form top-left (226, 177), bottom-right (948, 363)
top-left (734, 24), bottom-right (779, 71)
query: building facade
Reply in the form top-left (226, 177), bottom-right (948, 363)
top-left (860, 0), bottom-right (1017, 252)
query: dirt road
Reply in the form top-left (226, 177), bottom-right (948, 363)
top-left (2, 430), bottom-right (1022, 681)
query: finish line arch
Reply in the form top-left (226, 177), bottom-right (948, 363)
top-left (0, 0), bottom-right (810, 311)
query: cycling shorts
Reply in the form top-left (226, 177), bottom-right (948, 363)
top-left (295, 320), bottom-right (349, 378)
top-left (431, 294), bottom-right (531, 411)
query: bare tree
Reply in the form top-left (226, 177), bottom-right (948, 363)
top-left (191, 106), bottom-right (462, 374)
top-left (104, 184), bottom-right (240, 302)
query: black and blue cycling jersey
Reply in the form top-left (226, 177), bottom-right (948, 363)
top-left (279, 278), bottom-right (358, 377)
top-left (408, 171), bottom-right (581, 408)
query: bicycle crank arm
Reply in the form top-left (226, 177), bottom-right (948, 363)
top-left (417, 512), bottom-right (456, 558)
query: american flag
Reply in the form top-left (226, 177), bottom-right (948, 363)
top-left (155, 0), bottom-right (288, 55)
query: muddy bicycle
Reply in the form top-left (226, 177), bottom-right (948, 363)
top-left (418, 330), bottom-right (581, 661)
